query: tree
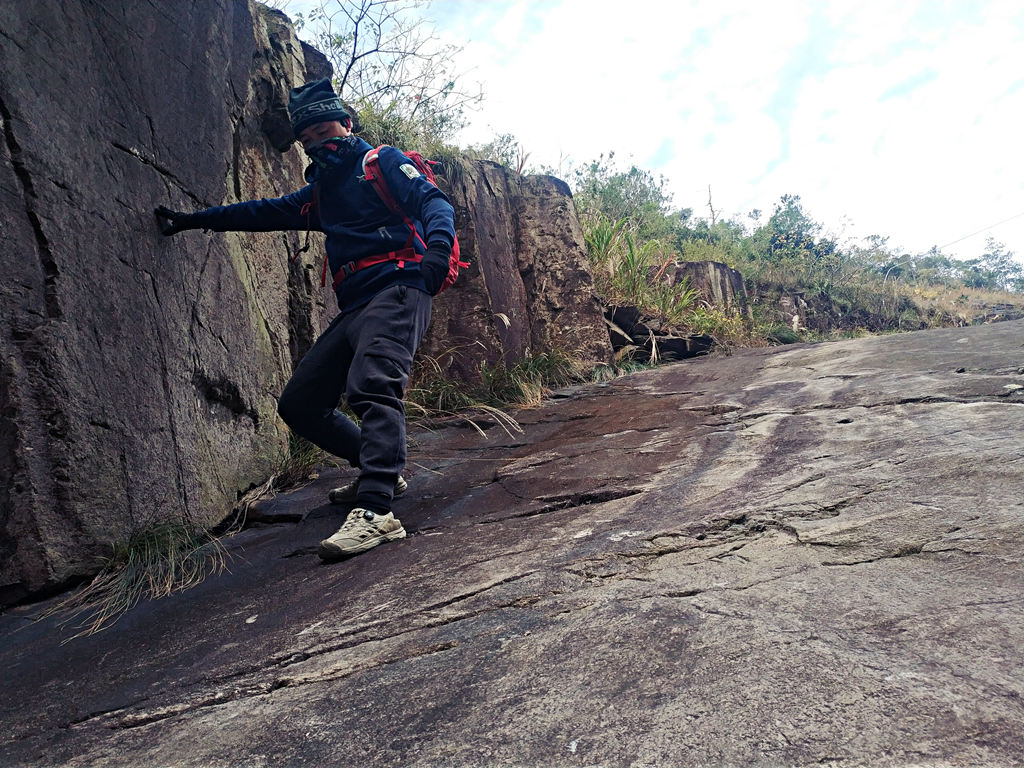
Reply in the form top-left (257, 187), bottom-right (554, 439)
top-left (759, 194), bottom-right (837, 265)
top-left (570, 152), bottom-right (678, 242)
top-left (976, 237), bottom-right (1023, 292)
top-left (954, 238), bottom-right (1022, 292)
top-left (296, 0), bottom-right (482, 145)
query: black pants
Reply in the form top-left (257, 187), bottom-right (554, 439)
top-left (277, 284), bottom-right (432, 505)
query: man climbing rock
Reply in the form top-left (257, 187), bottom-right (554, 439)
top-left (155, 78), bottom-right (457, 561)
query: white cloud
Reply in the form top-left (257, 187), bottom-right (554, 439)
top-left (756, 1), bottom-right (1024, 256)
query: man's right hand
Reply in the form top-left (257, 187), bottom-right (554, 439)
top-left (420, 242), bottom-right (451, 295)
top-left (154, 205), bottom-right (198, 236)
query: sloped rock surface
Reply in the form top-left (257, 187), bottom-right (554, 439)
top-left (421, 162), bottom-right (612, 382)
top-left (0, 1), bottom-right (332, 602)
top-left (2, 321), bottom-right (1021, 767)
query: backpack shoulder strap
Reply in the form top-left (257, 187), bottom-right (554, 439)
top-left (295, 181), bottom-right (318, 265)
top-left (362, 145), bottom-right (403, 216)
top-left (298, 182), bottom-right (332, 287)
top-left (362, 146), bottom-right (467, 295)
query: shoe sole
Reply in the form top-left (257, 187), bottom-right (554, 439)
top-left (328, 479), bottom-right (408, 505)
top-left (318, 527), bottom-right (406, 561)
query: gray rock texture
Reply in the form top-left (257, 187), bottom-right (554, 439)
top-left (2, 320), bottom-right (1021, 767)
top-left (0, 0), bottom-right (333, 603)
top-left (421, 161), bottom-right (612, 382)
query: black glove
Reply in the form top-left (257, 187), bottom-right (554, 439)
top-left (420, 242), bottom-right (451, 296)
top-left (154, 205), bottom-right (200, 236)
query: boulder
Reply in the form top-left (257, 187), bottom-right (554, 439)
top-left (0, 0), bottom-right (333, 603)
top-left (606, 305), bottom-right (649, 338)
top-left (756, 284), bottom-right (931, 335)
top-left (650, 334), bottom-right (715, 361)
top-left (971, 302), bottom-right (1024, 325)
top-left (778, 292), bottom-right (809, 331)
top-left (650, 259), bottom-right (750, 315)
top-left (604, 305), bottom-right (713, 361)
top-left (420, 161), bottom-right (612, 382)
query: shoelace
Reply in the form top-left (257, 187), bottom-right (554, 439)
top-left (339, 510), bottom-right (379, 532)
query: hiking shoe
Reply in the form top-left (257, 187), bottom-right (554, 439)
top-left (318, 508), bottom-right (406, 560)
top-left (328, 475), bottom-right (408, 505)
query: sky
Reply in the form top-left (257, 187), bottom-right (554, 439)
top-left (291, 0), bottom-right (1024, 263)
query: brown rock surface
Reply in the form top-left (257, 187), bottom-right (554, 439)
top-left (0, 0), bottom-right (333, 602)
top-left (422, 161), bottom-right (612, 382)
top-left (2, 320), bottom-right (1021, 767)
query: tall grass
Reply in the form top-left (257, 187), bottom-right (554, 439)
top-left (480, 350), bottom-right (584, 407)
top-left (38, 431), bottom-right (338, 639)
top-left (584, 215), bottom-right (626, 274)
top-left (406, 348), bottom-right (588, 438)
top-left (355, 101), bottom-right (457, 163)
top-left (583, 214), bottom-right (702, 328)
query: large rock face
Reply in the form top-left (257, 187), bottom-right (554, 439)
top-left (0, 1), bottom-right (614, 605)
top-left (422, 161), bottom-right (612, 382)
top-left (1, 321), bottom-right (1021, 767)
top-left (0, 0), bottom-right (333, 603)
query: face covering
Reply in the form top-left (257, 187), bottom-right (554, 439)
top-left (305, 135), bottom-right (361, 171)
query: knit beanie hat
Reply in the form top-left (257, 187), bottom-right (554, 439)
top-left (289, 78), bottom-right (349, 138)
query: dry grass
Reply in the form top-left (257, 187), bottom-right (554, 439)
top-left (234, 433), bottom-right (334, 521)
top-left (904, 283), bottom-right (1024, 325)
top-left (37, 432), bottom-right (337, 640)
top-left (37, 521), bottom-right (230, 642)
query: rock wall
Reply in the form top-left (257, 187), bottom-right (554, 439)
top-left (422, 161), bottom-right (612, 382)
top-left (0, 2), bottom-right (613, 604)
top-left (0, 0), bottom-right (332, 603)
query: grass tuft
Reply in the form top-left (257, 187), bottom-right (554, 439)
top-left (38, 520), bottom-right (229, 642)
top-left (406, 348), bottom-right (598, 436)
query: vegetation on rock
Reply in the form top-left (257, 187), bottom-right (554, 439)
top-left (571, 154), bottom-right (1024, 348)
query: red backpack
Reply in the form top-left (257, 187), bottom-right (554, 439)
top-left (302, 145), bottom-right (468, 293)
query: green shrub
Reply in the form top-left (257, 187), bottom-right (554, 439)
top-left (767, 326), bottom-right (801, 345)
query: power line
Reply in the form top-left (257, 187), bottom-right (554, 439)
top-left (938, 209), bottom-right (1024, 250)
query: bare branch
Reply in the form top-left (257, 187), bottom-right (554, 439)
top-left (305, 0), bottom-right (481, 142)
